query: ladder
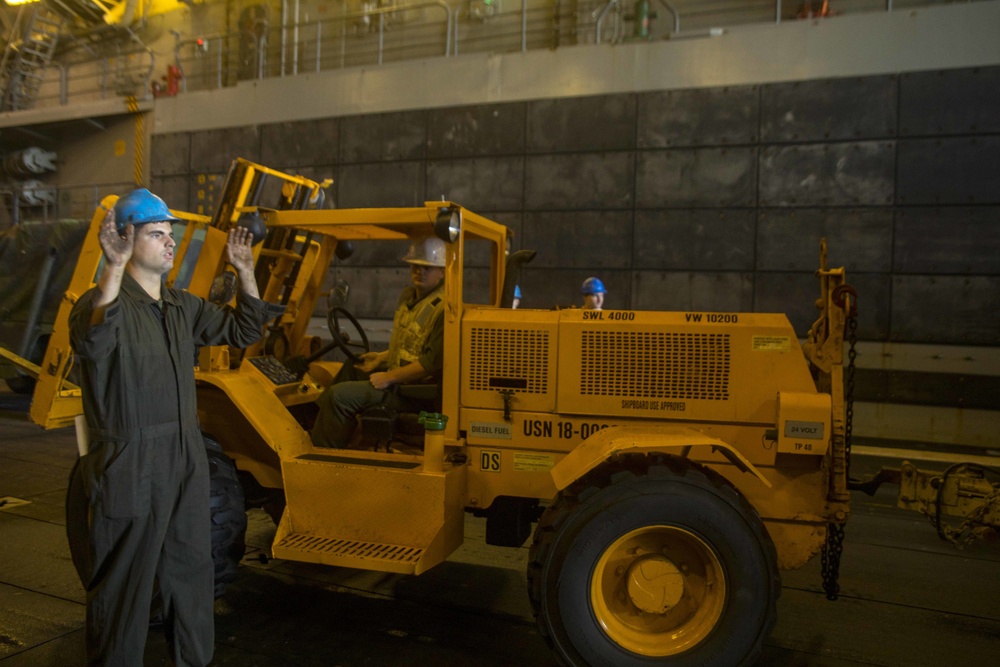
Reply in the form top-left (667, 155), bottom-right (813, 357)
top-left (0, 5), bottom-right (64, 112)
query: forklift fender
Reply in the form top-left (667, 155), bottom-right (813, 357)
top-left (550, 425), bottom-right (772, 491)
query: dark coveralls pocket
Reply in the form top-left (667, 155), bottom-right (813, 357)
top-left (81, 434), bottom-right (153, 519)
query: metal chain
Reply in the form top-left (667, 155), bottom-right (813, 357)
top-left (822, 291), bottom-right (857, 601)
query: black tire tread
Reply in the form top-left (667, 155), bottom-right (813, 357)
top-left (527, 453), bottom-right (780, 667)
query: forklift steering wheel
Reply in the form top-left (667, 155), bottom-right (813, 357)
top-left (326, 306), bottom-right (370, 363)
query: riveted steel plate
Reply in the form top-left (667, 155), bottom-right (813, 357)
top-left (521, 269), bottom-right (630, 311)
top-left (760, 76), bottom-right (896, 143)
top-left (327, 267), bottom-right (410, 319)
top-left (757, 208), bottom-right (892, 272)
top-left (522, 211), bottom-right (632, 269)
top-left (633, 209), bottom-right (756, 271)
top-left (894, 207), bottom-right (1000, 275)
top-left (337, 162), bottom-right (423, 208)
top-left (261, 117), bottom-right (339, 168)
top-left (631, 271), bottom-right (753, 313)
top-left (427, 103), bottom-right (526, 158)
top-left (340, 110), bottom-right (427, 162)
top-left (896, 137), bottom-right (1000, 205)
top-left (426, 157), bottom-right (524, 211)
top-left (899, 66), bottom-right (1000, 136)
top-left (891, 276), bottom-right (1000, 345)
top-left (189, 126), bottom-right (261, 173)
top-left (755, 272), bottom-right (888, 339)
top-left (524, 153), bottom-right (634, 209)
top-left (151, 133), bottom-right (191, 177)
top-left (150, 175), bottom-right (192, 213)
top-left (636, 147), bottom-right (756, 208)
top-left (526, 95), bottom-right (636, 153)
top-left (759, 142), bottom-right (894, 207)
top-left (638, 85), bottom-right (758, 148)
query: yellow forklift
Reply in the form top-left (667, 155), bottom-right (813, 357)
top-left (4, 158), bottom-right (997, 666)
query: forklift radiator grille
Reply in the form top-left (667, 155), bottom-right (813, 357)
top-left (468, 327), bottom-right (549, 394)
top-left (277, 533), bottom-right (424, 564)
top-left (580, 332), bottom-right (730, 400)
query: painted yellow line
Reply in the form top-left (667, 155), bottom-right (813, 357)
top-left (853, 445), bottom-right (1000, 467)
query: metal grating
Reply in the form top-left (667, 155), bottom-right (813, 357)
top-left (276, 533), bottom-right (423, 564)
top-left (580, 332), bottom-right (730, 400)
top-left (468, 327), bottom-right (549, 394)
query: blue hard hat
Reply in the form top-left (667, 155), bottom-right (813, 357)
top-left (514, 284), bottom-right (522, 299)
top-left (581, 276), bottom-right (606, 295)
top-left (113, 188), bottom-right (180, 233)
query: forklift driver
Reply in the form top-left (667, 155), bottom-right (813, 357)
top-left (310, 236), bottom-right (446, 448)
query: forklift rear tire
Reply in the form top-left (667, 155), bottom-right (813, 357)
top-left (206, 435), bottom-right (247, 598)
top-left (527, 454), bottom-right (779, 667)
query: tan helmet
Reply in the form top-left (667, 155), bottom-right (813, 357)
top-left (402, 236), bottom-right (446, 267)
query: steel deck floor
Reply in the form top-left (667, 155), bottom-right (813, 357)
top-left (2, 390), bottom-right (998, 666)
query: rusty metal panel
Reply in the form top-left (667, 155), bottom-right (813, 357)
top-left (340, 110), bottom-right (427, 162)
top-left (427, 103), bottom-right (526, 158)
top-left (636, 147), bottom-right (756, 208)
top-left (891, 276), bottom-right (1000, 345)
top-left (189, 126), bottom-right (260, 173)
top-left (151, 133), bottom-right (190, 177)
top-left (894, 207), bottom-right (1000, 275)
top-left (425, 157), bottom-right (523, 211)
top-left (261, 117), bottom-right (339, 168)
top-left (520, 269), bottom-right (630, 311)
top-left (522, 211), bottom-right (632, 269)
top-left (186, 172), bottom-right (226, 218)
top-left (524, 153), bottom-right (633, 210)
top-left (760, 76), bottom-right (897, 143)
top-left (757, 208), bottom-right (892, 272)
top-left (899, 66), bottom-right (1000, 136)
top-left (759, 142), bottom-right (894, 207)
top-left (755, 272), bottom-right (888, 339)
top-left (896, 137), bottom-right (1000, 205)
top-left (150, 174), bottom-right (191, 212)
top-left (337, 162), bottom-right (423, 208)
top-left (633, 209), bottom-right (755, 270)
top-left (631, 271), bottom-right (753, 313)
top-left (526, 95), bottom-right (636, 153)
top-left (638, 85), bottom-right (758, 148)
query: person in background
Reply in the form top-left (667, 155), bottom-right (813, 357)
top-left (512, 284), bottom-right (522, 309)
top-left (311, 236), bottom-right (446, 448)
top-left (581, 276), bottom-right (605, 311)
top-left (66, 188), bottom-right (280, 666)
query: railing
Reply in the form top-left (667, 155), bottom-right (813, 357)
top-left (5, 1), bottom-right (986, 108)
top-left (29, 47), bottom-right (154, 109)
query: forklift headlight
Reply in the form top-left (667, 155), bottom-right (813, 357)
top-left (434, 206), bottom-right (461, 243)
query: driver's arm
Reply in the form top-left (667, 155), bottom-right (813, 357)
top-left (368, 311), bottom-right (443, 390)
top-left (356, 349), bottom-right (389, 373)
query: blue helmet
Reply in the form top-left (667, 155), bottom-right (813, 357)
top-left (113, 188), bottom-right (180, 233)
top-left (581, 276), bottom-right (606, 295)
top-left (514, 284), bottom-right (522, 299)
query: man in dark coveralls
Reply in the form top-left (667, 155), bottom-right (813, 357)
top-left (66, 188), bottom-right (278, 666)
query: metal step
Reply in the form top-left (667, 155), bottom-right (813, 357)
top-left (273, 532), bottom-right (426, 574)
top-left (272, 450), bottom-right (467, 575)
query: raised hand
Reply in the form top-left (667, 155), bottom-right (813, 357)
top-left (225, 226), bottom-right (255, 274)
top-left (98, 208), bottom-right (133, 267)
top-left (226, 226), bottom-right (260, 298)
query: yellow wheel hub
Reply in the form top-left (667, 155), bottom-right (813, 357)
top-left (590, 525), bottom-right (727, 657)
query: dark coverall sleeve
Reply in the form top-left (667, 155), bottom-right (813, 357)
top-left (184, 289), bottom-right (283, 348)
top-left (69, 290), bottom-right (121, 361)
